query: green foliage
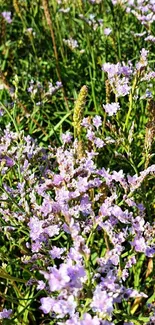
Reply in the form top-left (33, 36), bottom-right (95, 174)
top-left (0, 0), bottom-right (155, 324)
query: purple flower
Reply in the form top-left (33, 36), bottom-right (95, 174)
top-left (40, 297), bottom-right (54, 314)
top-left (131, 236), bottom-right (146, 253)
top-left (101, 274), bottom-right (117, 291)
top-left (26, 28), bottom-right (36, 36)
top-left (41, 259), bottom-right (86, 293)
top-left (41, 295), bottom-right (76, 318)
top-left (104, 28), bottom-right (112, 36)
top-left (80, 313), bottom-right (101, 325)
top-left (80, 194), bottom-right (92, 216)
top-left (48, 81), bottom-right (62, 95)
top-left (37, 280), bottom-right (46, 290)
top-left (125, 256), bottom-right (136, 268)
top-left (1, 11), bottom-right (12, 23)
top-left (94, 137), bottom-right (105, 148)
top-left (49, 246), bottom-right (65, 259)
top-left (86, 130), bottom-right (95, 141)
top-left (61, 132), bottom-right (73, 144)
top-left (27, 85), bottom-right (34, 93)
top-left (52, 295), bottom-right (76, 318)
top-left (67, 263), bottom-right (86, 289)
top-left (40, 198), bottom-right (53, 216)
top-left (28, 216), bottom-right (44, 241)
top-left (121, 269), bottom-right (129, 281)
top-left (123, 288), bottom-right (147, 299)
top-left (56, 81), bottom-right (62, 87)
top-left (132, 216), bottom-right (145, 232)
top-left (77, 176), bottom-right (89, 192)
top-left (93, 115), bottom-right (102, 129)
top-left (115, 78), bottom-right (131, 96)
top-left (102, 61), bottom-right (132, 97)
top-left (31, 241), bottom-right (42, 253)
top-left (136, 48), bottom-right (149, 70)
top-left (145, 246), bottom-right (155, 258)
top-left (44, 224), bottom-right (60, 237)
top-left (91, 286), bottom-right (113, 315)
top-left (41, 265), bottom-right (70, 292)
top-left (145, 35), bottom-right (155, 42)
top-left (102, 62), bottom-right (120, 78)
top-left (0, 309), bottom-right (12, 319)
top-left (103, 102), bottom-right (120, 116)
top-left (0, 156), bottom-right (14, 167)
top-left (120, 63), bottom-right (133, 77)
top-left (81, 117), bottom-right (91, 127)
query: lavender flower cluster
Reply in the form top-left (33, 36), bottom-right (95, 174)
top-left (102, 48), bottom-right (155, 107)
top-left (112, 0), bottom-right (155, 43)
top-left (0, 113), bottom-right (154, 323)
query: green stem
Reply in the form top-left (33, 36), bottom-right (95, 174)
top-left (0, 186), bottom-right (25, 212)
top-left (0, 102), bottom-right (19, 134)
top-left (133, 253), bottom-right (145, 289)
top-left (117, 29), bottom-right (121, 61)
top-left (123, 91), bottom-right (133, 132)
top-left (124, 76), bottom-right (137, 131)
top-left (102, 111), bottom-right (107, 135)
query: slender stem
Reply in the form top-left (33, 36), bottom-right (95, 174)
top-left (117, 29), bottom-right (121, 61)
top-left (0, 102), bottom-right (19, 134)
top-left (124, 75), bottom-right (137, 131)
top-left (85, 25), bottom-right (97, 112)
top-left (102, 111), bottom-right (107, 135)
top-left (123, 91), bottom-right (133, 132)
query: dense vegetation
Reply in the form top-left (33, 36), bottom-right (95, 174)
top-left (0, 0), bottom-right (155, 324)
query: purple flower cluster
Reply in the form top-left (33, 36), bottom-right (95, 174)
top-left (102, 61), bottom-right (132, 98)
top-left (48, 81), bottom-right (63, 94)
top-left (0, 309), bottom-right (12, 319)
top-left (1, 11), bottom-right (12, 23)
top-left (0, 116), bottom-right (154, 323)
top-left (103, 103), bottom-right (120, 116)
top-left (112, 0), bottom-right (155, 32)
top-left (27, 79), bottom-right (62, 99)
top-left (102, 48), bottom-right (155, 115)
